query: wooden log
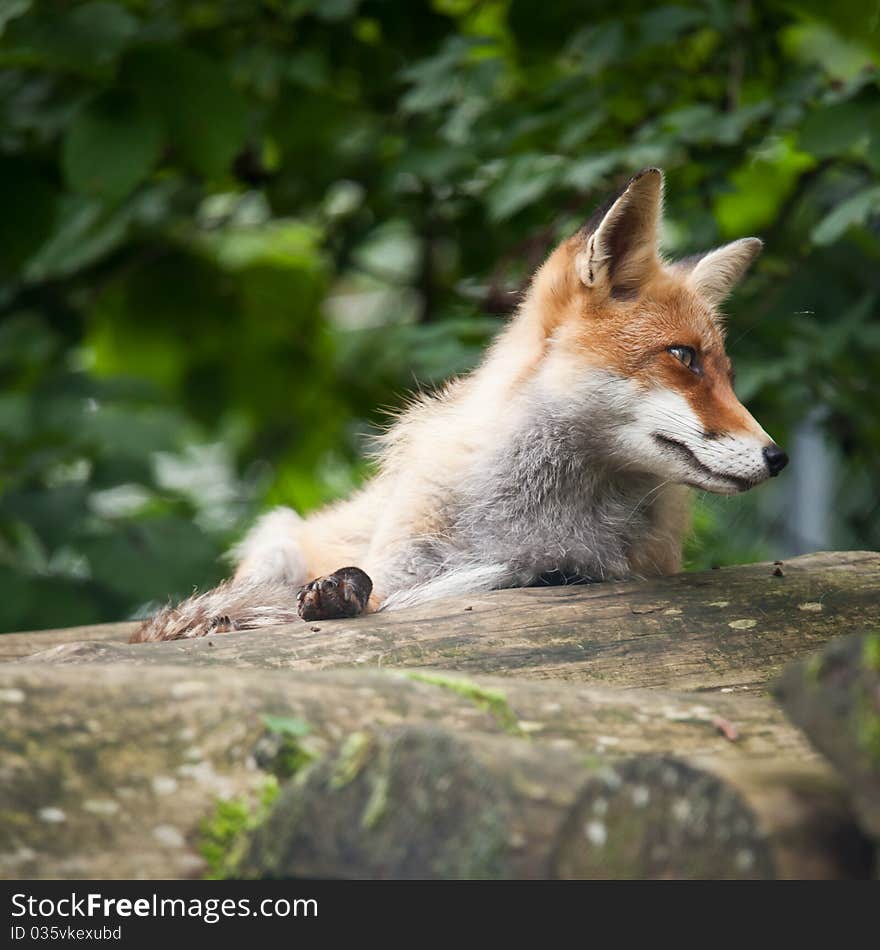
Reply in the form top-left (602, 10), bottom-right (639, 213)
top-left (0, 622), bottom-right (129, 663)
top-left (238, 724), bottom-right (870, 880)
top-left (0, 660), bottom-right (865, 879)
top-left (776, 633), bottom-right (880, 842)
top-left (20, 552), bottom-right (880, 696)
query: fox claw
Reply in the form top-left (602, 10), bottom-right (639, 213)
top-left (296, 567), bottom-right (372, 621)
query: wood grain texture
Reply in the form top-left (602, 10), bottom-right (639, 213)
top-left (240, 724), bottom-right (868, 880)
top-left (18, 551), bottom-right (880, 696)
top-left (776, 633), bottom-right (880, 841)
top-left (0, 661), bottom-right (865, 879)
top-left (0, 622), bottom-right (132, 662)
top-left (3, 551), bottom-right (878, 878)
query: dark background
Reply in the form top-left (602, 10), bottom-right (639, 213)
top-left (1, 0), bottom-right (878, 632)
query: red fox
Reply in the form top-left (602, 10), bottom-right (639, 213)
top-left (132, 168), bottom-right (787, 643)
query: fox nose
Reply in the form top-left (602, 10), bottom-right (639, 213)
top-left (762, 444), bottom-right (789, 477)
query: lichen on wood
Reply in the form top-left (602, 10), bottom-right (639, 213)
top-left (2, 551), bottom-right (879, 879)
top-left (23, 552), bottom-right (880, 696)
top-left (776, 632), bottom-right (880, 841)
top-left (237, 724), bottom-right (870, 880)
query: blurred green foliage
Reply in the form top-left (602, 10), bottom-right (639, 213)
top-left (1, 0), bottom-right (878, 632)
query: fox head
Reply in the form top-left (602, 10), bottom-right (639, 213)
top-left (530, 167), bottom-right (787, 495)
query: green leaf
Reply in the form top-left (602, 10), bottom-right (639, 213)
top-left (783, 0), bottom-right (880, 57)
top-left (197, 220), bottom-right (324, 272)
top-left (0, 158), bottom-right (57, 274)
top-left (811, 185), bottom-right (880, 245)
top-left (0, 392), bottom-right (29, 442)
top-left (709, 102), bottom-right (773, 146)
top-left (0, 1), bottom-right (138, 74)
top-left (124, 46), bottom-right (249, 179)
top-left (638, 5), bottom-right (707, 47)
top-left (62, 91), bottom-right (163, 201)
top-left (77, 516), bottom-right (222, 604)
top-left (0, 0), bottom-right (31, 36)
top-left (563, 154), bottom-right (618, 192)
top-left (0, 313), bottom-right (57, 373)
top-left (714, 137), bottom-right (815, 237)
top-left (566, 22), bottom-right (625, 75)
top-left (866, 128), bottom-right (880, 173)
top-left (800, 102), bottom-right (873, 159)
top-left (314, 0), bottom-right (359, 20)
top-left (262, 715), bottom-right (311, 737)
top-left (486, 153), bottom-right (565, 222)
top-left (23, 195), bottom-right (131, 282)
top-left (781, 21), bottom-right (876, 81)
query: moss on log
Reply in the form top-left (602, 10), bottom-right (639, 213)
top-left (20, 552), bottom-right (880, 695)
top-left (776, 633), bottom-right (880, 842)
top-left (0, 659), bottom-right (859, 879)
top-left (238, 724), bottom-right (869, 880)
top-left (3, 551), bottom-right (878, 879)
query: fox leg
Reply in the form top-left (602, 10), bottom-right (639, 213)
top-left (295, 566), bottom-right (373, 621)
top-left (290, 488), bottom-right (424, 621)
top-left (232, 507), bottom-right (308, 585)
top-left (294, 556), bottom-right (512, 620)
top-left (291, 489), bottom-right (509, 619)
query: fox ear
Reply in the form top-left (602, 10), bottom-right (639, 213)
top-left (684, 238), bottom-right (762, 306)
top-left (576, 167), bottom-right (663, 297)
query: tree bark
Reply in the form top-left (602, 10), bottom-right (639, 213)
top-left (776, 633), bottom-right (880, 843)
top-left (0, 659), bottom-right (864, 879)
top-left (239, 724), bottom-right (869, 880)
top-left (20, 551), bottom-right (880, 696)
top-left (0, 621), bottom-right (129, 662)
top-left (3, 551), bottom-right (878, 879)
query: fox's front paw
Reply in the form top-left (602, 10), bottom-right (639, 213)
top-left (296, 567), bottom-right (373, 621)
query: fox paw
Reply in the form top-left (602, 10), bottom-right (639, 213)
top-left (296, 567), bottom-right (373, 621)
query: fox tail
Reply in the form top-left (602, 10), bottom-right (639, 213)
top-left (129, 578), bottom-right (300, 643)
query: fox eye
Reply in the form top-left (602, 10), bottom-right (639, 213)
top-left (667, 345), bottom-right (698, 371)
